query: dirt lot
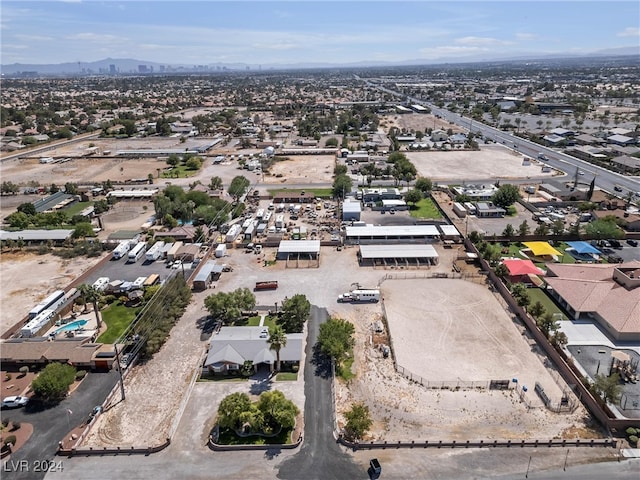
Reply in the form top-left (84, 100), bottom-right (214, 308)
top-left (265, 155), bottom-right (335, 184)
top-left (337, 274), bottom-right (596, 441)
top-left (407, 145), bottom-right (557, 182)
top-left (0, 252), bottom-right (98, 337)
top-left (383, 112), bottom-right (464, 134)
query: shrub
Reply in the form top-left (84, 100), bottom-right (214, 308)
top-left (4, 373), bottom-right (11, 381)
top-left (75, 370), bottom-right (87, 380)
top-left (1, 418), bottom-right (9, 428)
top-left (31, 362), bottom-right (76, 400)
top-left (19, 366), bottom-right (29, 377)
top-left (11, 421), bottom-right (20, 431)
top-left (626, 427), bottom-right (638, 437)
top-left (629, 435), bottom-right (638, 447)
top-left (4, 435), bottom-right (17, 447)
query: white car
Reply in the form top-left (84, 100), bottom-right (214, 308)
top-left (170, 260), bottom-right (183, 269)
top-left (2, 396), bottom-right (29, 408)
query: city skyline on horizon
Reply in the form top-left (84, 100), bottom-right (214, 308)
top-left (1, 1), bottom-right (639, 67)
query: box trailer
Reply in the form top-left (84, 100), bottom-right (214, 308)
top-left (28, 290), bottom-right (66, 319)
top-left (145, 241), bottom-right (165, 262)
top-left (225, 224), bottom-right (241, 243)
top-left (92, 277), bottom-right (110, 292)
top-left (21, 309), bottom-right (56, 338)
top-left (275, 214), bottom-right (285, 229)
top-left (112, 241), bottom-right (131, 260)
top-left (255, 281), bottom-right (278, 291)
top-left (127, 242), bottom-right (147, 263)
top-left (215, 244), bottom-right (227, 258)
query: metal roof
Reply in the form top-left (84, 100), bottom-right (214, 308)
top-left (342, 202), bottom-right (361, 213)
top-left (345, 224), bottom-right (440, 237)
top-left (278, 240), bottom-right (321, 253)
top-left (0, 229), bottom-right (73, 241)
top-left (359, 244), bottom-right (438, 259)
top-left (107, 189), bottom-right (158, 198)
top-left (438, 225), bottom-right (460, 236)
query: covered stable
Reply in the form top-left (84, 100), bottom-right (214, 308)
top-left (358, 244), bottom-right (439, 267)
top-left (522, 241), bottom-right (562, 261)
top-left (277, 240), bottom-right (320, 268)
top-left (502, 259), bottom-right (545, 286)
top-left (565, 241), bottom-right (602, 262)
top-left (192, 260), bottom-right (223, 290)
top-left (437, 224), bottom-right (461, 242)
top-left (345, 225), bottom-right (440, 244)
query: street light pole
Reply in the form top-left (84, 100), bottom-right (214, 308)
top-left (525, 455), bottom-right (532, 478)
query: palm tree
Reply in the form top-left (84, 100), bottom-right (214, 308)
top-left (77, 284), bottom-right (102, 329)
top-left (267, 325), bottom-right (287, 373)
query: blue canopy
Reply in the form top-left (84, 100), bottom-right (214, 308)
top-left (566, 241), bottom-right (601, 255)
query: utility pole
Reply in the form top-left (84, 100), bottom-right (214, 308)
top-left (113, 343), bottom-right (126, 401)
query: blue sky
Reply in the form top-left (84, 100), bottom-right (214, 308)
top-left (1, 1), bottom-right (639, 65)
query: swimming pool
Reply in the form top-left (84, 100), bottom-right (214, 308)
top-left (54, 320), bottom-right (88, 335)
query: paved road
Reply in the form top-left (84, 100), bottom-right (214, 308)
top-left (277, 305), bottom-right (366, 480)
top-left (2, 370), bottom-right (119, 480)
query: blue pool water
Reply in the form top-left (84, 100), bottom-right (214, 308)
top-left (54, 320), bottom-right (88, 335)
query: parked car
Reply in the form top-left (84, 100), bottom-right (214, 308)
top-left (86, 405), bottom-right (103, 424)
top-left (170, 260), bottom-right (183, 269)
top-left (2, 396), bottom-right (29, 408)
top-left (627, 239), bottom-right (638, 247)
top-left (609, 239), bottom-right (622, 249)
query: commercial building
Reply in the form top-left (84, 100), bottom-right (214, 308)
top-left (358, 244), bottom-right (439, 267)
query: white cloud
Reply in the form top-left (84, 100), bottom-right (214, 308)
top-left (455, 36), bottom-right (513, 46)
top-left (515, 33), bottom-right (537, 41)
top-left (65, 32), bottom-right (125, 43)
top-left (617, 27), bottom-right (640, 38)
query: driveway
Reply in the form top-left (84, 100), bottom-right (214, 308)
top-left (277, 306), bottom-right (365, 480)
top-left (3, 370), bottom-right (119, 480)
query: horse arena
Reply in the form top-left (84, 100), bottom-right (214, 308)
top-left (382, 278), bottom-right (569, 406)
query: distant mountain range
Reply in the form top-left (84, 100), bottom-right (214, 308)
top-left (2, 47), bottom-right (638, 75)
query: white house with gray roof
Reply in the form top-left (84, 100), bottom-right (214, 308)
top-left (205, 326), bottom-right (303, 374)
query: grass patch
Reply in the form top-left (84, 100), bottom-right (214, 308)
top-left (555, 242), bottom-right (576, 264)
top-left (267, 188), bottom-right (332, 198)
top-left (337, 352), bottom-right (355, 381)
top-left (217, 427), bottom-right (292, 445)
top-left (526, 288), bottom-right (570, 321)
top-left (245, 315), bottom-right (278, 330)
top-left (275, 372), bottom-right (298, 381)
top-left (160, 165), bottom-right (199, 178)
top-left (63, 201), bottom-right (93, 216)
top-left (409, 198), bottom-right (442, 219)
top-left (246, 316), bottom-right (261, 326)
top-left (97, 301), bottom-right (140, 344)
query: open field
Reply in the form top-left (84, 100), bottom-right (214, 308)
top-left (335, 275), bottom-right (593, 442)
top-left (407, 145), bottom-right (558, 181)
top-left (266, 154), bottom-right (335, 184)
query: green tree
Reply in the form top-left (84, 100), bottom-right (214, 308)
top-left (217, 392), bottom-right (252, 430)
top-left (529, 301), bottom-right (546, 319)
top-left (166, 154), bottom-right (180, 167)
top-left (257, 390), bottom-right (299, 432)
top-left (551, 219), bottom-right (565, 236)
top-left (333, 164), bottom-right (348, 176)
top-left (534, 223), bottom-right (549, 236)
top-left (77, 284), bottom-right (102, 329)
top-left (228, 176), bottom-right (250, 203)
top-left (592, 373), bottom-right (622, 404)
top-left (325, 137), bottom-right (339, 147)
top-left (267, 325), bottom-right (288, 372)
top-left (491, 184), bottom-right (521, 209)
top-left (584, 219), bottom-right (624, 240)
top-left (7, 212), bottom-right (31, 229)
top-left (72, 222), bottom-right (96, 239)
top-left (185, 156), bottom-right (202, 170)
top-left (536, 312), bottom-right (559, 337)
top-left (17, 202), bottom-right (37, 215)
top-left (404, 188), bottom-right (423, 205)
top-left (343, 402), bottom-right (372, 441)
top-left (414, 177), bottom-right (433, 194)
top-left (31, 362), bottom-right (76, 400)
top-left (502, 224), bottom-right (515, 238)
top-left (332, 174), bottom-right (352, 199)
top-left (277, 294), bottom-right (311, 333)
top-left (494, 263), bottom-right (509, 278)
top-left (317, 318), bottom-right (355, 367)
top-left (209, 176), bottom-right (223, 191)
top-left (518, 220), bottom-right (530, 236)
top-left (204, 288), bottom-right (256, 324)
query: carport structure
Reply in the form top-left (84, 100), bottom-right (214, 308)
top-left (277, 240), bottom-right (320, 268)
top-left (345, 224), bottom-right (440, 244)
top-left (358, 244), bottom-right (439, 268)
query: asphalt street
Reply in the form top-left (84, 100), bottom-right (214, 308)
top-left (2, 370), bottom-right (119, 480)
top-left (277, 305), bottom-right (366, 480)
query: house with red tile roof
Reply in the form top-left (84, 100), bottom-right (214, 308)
top-left (545, 261), bottom-right (640, 341)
